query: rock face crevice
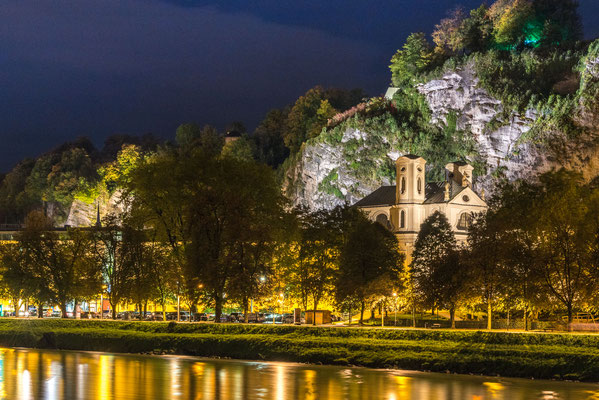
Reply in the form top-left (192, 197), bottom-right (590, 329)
top-left (286, 61), bottom-right (598, 210)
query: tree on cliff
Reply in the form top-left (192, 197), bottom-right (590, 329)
top-left (389, 33), bottom-right (434, 87)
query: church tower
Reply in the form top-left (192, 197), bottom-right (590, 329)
top-left (391, 155), bottom-right (426, 231)
top-left (396, 155), bottom-right (426, 204)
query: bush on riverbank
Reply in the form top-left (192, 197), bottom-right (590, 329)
top-left (1, 319), bottom-right (598, 381)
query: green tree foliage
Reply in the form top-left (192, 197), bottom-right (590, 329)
top-left (129, 147), bottom-right (285, 322)
top-left (411, 211), bottom-right (458, 314)
top-left (17, 211), bottom-right (101, 318)
top-left (175, 123), bottom-right (202, 148)
top-left (90, 213), bottom-right (135, 319)
top-left (336, 209), bottom-right (403, 324)
top-left (284, 87), bottom-right (339, 154)
top-left (252, 108), bottom-right (290, 167)
top-left (284, 207), bottom-right (343, 324)
top-left (389, 33), bottom-right (434, 87)
top-left (221, 136), bottom-right (255, 162)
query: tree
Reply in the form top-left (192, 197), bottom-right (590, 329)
top-left (467, 212), bottom-right (505, 330)
top-left (389, 33), bottom-right (433, 87)
top-left (531, 169), bottom-right (591, 326)
top-left (410, 211), bottom-right (457, 314)
top-left (221, 135), bottom-right (255, 161)
top-left (129, 147), bottom-right (286, 322)
top-left (489, 0), bottom-right (535, 48)
top-left (285, 207), bottom-right (343, 325)
top-left (336, 209), bottom-right (403, 324)
top-left (489, 180), bottom-right (547, 330)
top-left (252, 108), bottom-right (290, 167)
top-left (186, 157), bottom-right (285, 322)
top-left (0, 243), bottom-right (40, 316)
top-left (284, 86), bottom-right (333, 154)
top-left (432, 7), bottom-right (466, 56)
top-left (90, 213), bottom-right (134, 319)
top-left (18, 211), bottom-right (100, 318)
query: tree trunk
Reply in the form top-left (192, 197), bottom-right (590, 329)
top-left (313, 298), bottom-right (319, 326)
top-left (450, 306), bottom-right (456, 329)
top-left (524, 305), bottom-right (528, 331)
top-left (111, 302), bottom-right (117, 320)
top-left (487, 299), bottom-right (492, 330)
top-left (138, 303), bottom-right (143, 320)
top-left (60, 301), bottom-right (68, 319)
top-left (214, 295), bottom-right (223, 323)
top-left (162, 301), bottom-right (166, 321)
top-left (243, 298), bottom-right (249, 323)
top-left (38, 302), bottom-right (43, 318)
top-left (567, 303), bottom-right (573, 332)
top-left (348, 307), bottom-right (352, 326)
top-left (359, 301), bottom-right (365, 325)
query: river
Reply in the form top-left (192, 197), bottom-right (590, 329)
top-left (0, 347), bottom-right (596, 399)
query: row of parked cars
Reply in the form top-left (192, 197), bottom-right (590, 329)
top-left (87, 311), bottom-right (299, 323)
top-left (3, 309), bottom-right (303, 323)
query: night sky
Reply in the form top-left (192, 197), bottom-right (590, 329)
top-left (1, 1), bottom-right (598, 171)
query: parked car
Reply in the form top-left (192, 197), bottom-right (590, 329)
top-left (282, 313), bottom-right (294, 324)
top-left (246, 313), bottom-right (266, 323)
top-left (192, 312), bottom-right (209, 322)
top-left (229, 312), bottom-right (244, 322)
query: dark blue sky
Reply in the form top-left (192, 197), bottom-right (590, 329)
top-left (1, 1), bottom-right (598, 171)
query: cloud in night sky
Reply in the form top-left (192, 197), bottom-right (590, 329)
top-left (0, 0), bottom-right (598, 170)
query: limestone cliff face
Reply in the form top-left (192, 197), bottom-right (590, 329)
top-left (415, 63), bottom-right (551, 194)
top-left (286, 60), bottom-right (598, 210)
top-left (65, 190), bottom-right (126, 227)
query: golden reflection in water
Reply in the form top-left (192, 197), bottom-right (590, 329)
top-left (0, 348), bottom-right (596, 399)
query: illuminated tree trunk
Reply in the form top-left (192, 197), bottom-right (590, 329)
top-left (487, 298), bottom-right (492, 330)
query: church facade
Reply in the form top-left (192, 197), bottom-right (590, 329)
top-left (354, 155), bottom-right (487, 263)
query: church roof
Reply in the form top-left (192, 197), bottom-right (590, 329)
top-left (354, 180), bottom-right (467, 207)
top-left (354, 186), bottom-right (396, 207)
top-left (401, 154), bottom-right (423, 160)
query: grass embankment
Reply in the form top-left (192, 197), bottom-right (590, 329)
top-left (0, 319), bottom-right (598, 381)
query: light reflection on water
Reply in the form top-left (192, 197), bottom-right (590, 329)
top-left (0, 348), bottom-right (597, 400)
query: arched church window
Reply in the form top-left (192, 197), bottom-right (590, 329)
top-left (400, 177), bottom-right (406, 194)
top-left (417, 177), bottom-right (422, 194)
top-left (457, 212), bottom-right (473, 230)
top-left (376, 213), bottom-right (393, 231)
top-left (400, 210), bottom-right (406, 228)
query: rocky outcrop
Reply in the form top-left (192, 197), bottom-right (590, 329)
top-left (285, 129), bottom-right (392, 210)
top-left (65, 190), bottom-right (126, 227)
top-left (287, 60), bottom-right (599, 210)
top-left (416, 63), bottom-right (551, 193)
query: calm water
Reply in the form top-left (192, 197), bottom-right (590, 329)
top-left (0, 348), bottom-right (597, 400)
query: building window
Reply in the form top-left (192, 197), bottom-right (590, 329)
top-left (400, 177), bottom-right (406, 194)
top-left (400, 210), bottom-right (406, 228)
top-left (417, 177), bottom-right (422, 194)
top-left (376, 213), bottom-right (393, 231)
top-left (457, 212), bottom-right (473, 230)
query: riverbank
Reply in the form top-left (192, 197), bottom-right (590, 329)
top-left (1, 319), bottom-right (598, 381)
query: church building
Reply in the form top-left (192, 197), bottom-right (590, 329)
top-left (354, 155), bottom-right (487, 263)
